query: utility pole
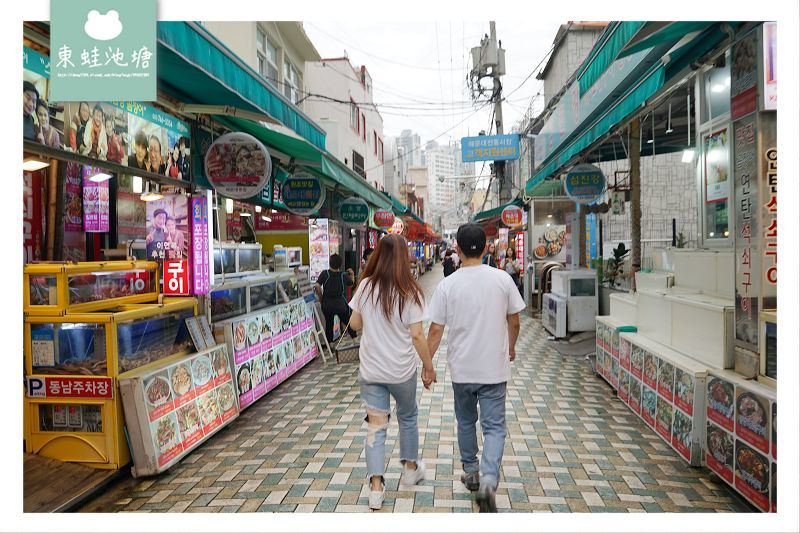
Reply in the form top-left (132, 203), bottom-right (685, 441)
top-left (469, 21), bottom-right (508, 205)
top-left (489, 22), bottom-right (509, 204)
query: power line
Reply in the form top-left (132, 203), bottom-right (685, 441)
top-left (502, 21), bottom-right (573, 101)
top-left (306, 22), bottom-right (465, 72)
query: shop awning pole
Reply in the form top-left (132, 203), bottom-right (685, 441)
top-left (630, 117), bottom-right (642, 284)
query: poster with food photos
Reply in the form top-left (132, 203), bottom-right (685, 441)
top-left (674, 368), bottom-right (695, 416)
top-left (671, 409), bottom-right (692, 461)
top-left (642, 387), bottom-right (657, 427)
top-left (657, 360), bottom-right (675, 403)
top-left (643, 350), bottom-right (657, 389)
top-left (735, 388), bottom-right (770, 455)
top-left (707, 376), bottom-right (735, 432)
top-left (627, 377), bottom-right (642, 415)
top-left (734, 440), bottom-right (770, 512)
top-left (706, 421), bottom-right (734, 484)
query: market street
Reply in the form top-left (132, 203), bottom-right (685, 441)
top-left (79, 265), bottom-right (748, 513)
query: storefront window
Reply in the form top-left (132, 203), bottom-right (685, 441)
top-left (31, 322), bottom-right (107, 376)
top-left (705, 65), bottom-right (731, 121)
top-left (38, 404), bottom-right (103, 433)
top-left (702, 128), bottom-right (731, 240)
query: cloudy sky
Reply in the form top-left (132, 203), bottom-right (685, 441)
top-left (303, 19), bottom-right (569, 148)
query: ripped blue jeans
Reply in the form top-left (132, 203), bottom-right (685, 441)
top-left (359, 373), bottom-right (419, 478)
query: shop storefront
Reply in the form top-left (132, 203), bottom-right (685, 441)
top-left (520, 21), bottom-right (778, 512)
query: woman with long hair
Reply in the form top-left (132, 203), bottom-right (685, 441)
top-left (348, 234), bottom-right (437, 510)
top-left (482, 242), bottom-right (497, 268)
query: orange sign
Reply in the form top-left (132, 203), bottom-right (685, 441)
top-left (501, 205), bottom-right (524, 227)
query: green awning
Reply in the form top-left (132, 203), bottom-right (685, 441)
top-left (617, 22), bottom-right (715, 59)
top-left (577, 22), bottom-right (646, 95)
top-left (472, 198), bottom-right (524, 223)
top-left (528, 179), bottom-right (566, 198)
top-left (381, 191), bottom-right (411, 216)
top-left (526, 65), bottom-right (666, 195)
top-left (157, 21), bottom-right (326, 150)
top-left (318, 156), bottom-right (391, 210)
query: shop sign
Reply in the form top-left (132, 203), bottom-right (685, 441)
top-left (49, 0), bottom-right (157, 101)
top-left (163, 259), bottom-right (189, 296)
top-left (26, 376), bottom-right (113, 399)
top-left (762, 22), bottom-right (777, 111)
top-left (82, 166), bottom-right (110, 232)
top-left (23, 170), bottom-right (45, 263)
top-left (373, 209), bottom-right (395, 229)
top-left (762, 146), bottom-right (777, 298)
top-left (461, 134), bottom-right (520, 162)
top-left (368, 230), bottom-right (379, 248)
top-left (280, 172), bottom-right (325, 216)
top-left (388, 218), bottom-right (404, 235)
top-left (145, 195), bottom-right (189, 264)
top-left (501, 205), bottom-right (524, 228)
top-left (205, 132), bottom-right (271, 199)
top-left (338, 197), bottom-right (370, 227)
top-left (731, 30), bottom-right (758, 120)
top-left (255, 211), bottom-right (306, 231)
top-left (64, 163), bottom-right (83, 232)
top-left (565, 164), bottom-right (605, 204)
top-left (190, 194), bottom-right (212, 296)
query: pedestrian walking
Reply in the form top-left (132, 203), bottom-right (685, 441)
top-left (427, 224), bottom-right (526, 512)
top-left (503, 248), bottom-right (523, 297)
top-left (443, 249), bottom-right (456, 277)
top-left (482, 242), bottom-right (497, 268)
top-left (314, 253), bottom-right (358, 344)
top-left (346, 234), bottom-right (436, 510)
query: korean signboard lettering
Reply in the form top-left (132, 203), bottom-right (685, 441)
top-left (26, 376), bottom-right (113, 399)
top-left (205, 132), bottom-right (272, 199)
top-left (564, 164), bottom-right (606, 204)
top-left (191, 194), bottom-right (212, 296)
top-left (281, 173), bottom-right (325, 216)
top-left (461, 134), bottom-right (520, 163)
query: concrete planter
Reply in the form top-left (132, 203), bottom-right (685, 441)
top-left (599, 285), bottom-right (626, 316)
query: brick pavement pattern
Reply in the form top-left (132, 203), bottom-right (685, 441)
top-left (85, 266), bottom-right (748, 513)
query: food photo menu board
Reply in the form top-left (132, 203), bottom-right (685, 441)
top-left (217, 297), bottom-right (318, 411)
top-left (119, 344), bottom-right (239, 477)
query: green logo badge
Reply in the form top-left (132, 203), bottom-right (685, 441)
top-left (50, 0), bottom-right (156, 101)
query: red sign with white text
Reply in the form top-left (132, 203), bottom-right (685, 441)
top-left (164, 260), bottom-right (190, 296)
top-left (26, 376), bottom-right (113, 399)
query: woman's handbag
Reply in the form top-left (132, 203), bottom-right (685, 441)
top-left (333, 321), bottom-right (360, 364)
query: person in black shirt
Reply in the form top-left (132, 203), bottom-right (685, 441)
top-left (315, 254), bottom-right (358, 343)
top-left (23, 81), bottom-right (39, 141)
top-left (443, 249), bottom-right (456, 277)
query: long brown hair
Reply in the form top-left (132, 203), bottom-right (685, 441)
top-left (358, 234), bottom-right (424, 320)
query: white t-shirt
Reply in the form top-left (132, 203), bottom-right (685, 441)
top-left (349, 279), bottom-right (427, 383)
top-left (428, 264), bottom-right (526, 384)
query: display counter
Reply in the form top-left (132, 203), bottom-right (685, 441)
top-left (213, 242), bottom-right (263, 279)
top-left (213, 297), bottom-right (317, 411)
top-left (24, 261), bottom-right (159, 316)
top-left (24, 297), bottom-right (197, 469)
top-left (705, 368), bottom-right (776, 512)
top-left (119, 344), bottom-right (239, 477)
top-left (205, 272), bottom-right (298, 324)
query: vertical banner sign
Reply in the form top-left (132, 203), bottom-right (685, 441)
top-left (191, 194), bottom-right (212, 295)
top-left (760, 113), bottom-right (777, 310)
top-left (163, 260), bottom-right (189, 296)
top-left (704, 129), bottom-right (730, 204)
top-left (49, 0), bottom-right (157, 101)
top-left (81, 166), bottom-right (109, 232)
top-left (64, 163), bottom-right (83, 232)
top-left (733, 116), bottom-right (759, 351)
top-left (762, 23), bottom-right (777, 111)
top-left (730, 30), bottom-right (758, 121)
top-left (23, 171), bottom-right (45, 263)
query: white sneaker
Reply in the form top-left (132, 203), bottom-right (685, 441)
top-left (368, 485), bottom-right (385, 510)
top-left (400, 460), bottom-right (426, 486)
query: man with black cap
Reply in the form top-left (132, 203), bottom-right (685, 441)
top-left (427, 223), bottom-right (525, 512)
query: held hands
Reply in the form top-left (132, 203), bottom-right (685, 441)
top-left (421, 364), bottom-right (437, 390)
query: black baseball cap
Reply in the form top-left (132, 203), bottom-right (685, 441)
top-left (456, 223), bottom-right (486, 259)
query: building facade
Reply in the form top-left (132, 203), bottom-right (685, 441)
top-left (304, 57), bottom-right (386, 189)
top-left (398, 129), bottom-right (422, 168)
top-left (383, 135), bottom-right (407, 199)
top-left (201, 21), bottom-right (320, 112)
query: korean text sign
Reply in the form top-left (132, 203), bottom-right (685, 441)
top-left (461, 134), bottom-right (520, 163)
top-left (49, 0), bottom-right (156, 101)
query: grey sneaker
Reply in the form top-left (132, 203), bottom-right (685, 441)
top-left (400, 460), bottom-right (426, 486)
top-left (368, 485), bottom-right (385, 510)
top-left (460, 471), bottom-right (480, 492)
top-left (476, 484), bottom-right (497, 513)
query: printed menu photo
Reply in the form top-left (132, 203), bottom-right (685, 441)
top-left (144, 370), bottom-right (174, 422)
top-left (657, 360), bottom-right (675, 403)
top-left (619, 338), bottom-right (631, 370)
top-left (655, 396), bottom-right (673, 442)
top-left (642, 387), bottom-right (657, 427)
top-left (627, 377), bottom-right (642, 415)
top-left (707, 376), bottom-right (735, 432)
top-left (671, 409), bottom-right (693, 461)
top-left (630, 345), bottom-right (643, 380)
top-left (706, 421), bottom-right (734, 484)
top-left (618, 368), bottom-right (629, 403)
top-left (674, 368), bottom-right (695, 416)
top-left (151, 412), bottom-right (182, 468)
top-left (734, 439), bottom-right (770, 512)
top-left (735, 388), bottom-right (770, 455)
top-left (643, 351), bottom-right (657, 390)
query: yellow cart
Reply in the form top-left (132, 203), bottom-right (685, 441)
top-left (23, 261), bottom-right (197, 469)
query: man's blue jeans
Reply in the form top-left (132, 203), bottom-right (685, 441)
top-left (452, 382), bottom-right (507, 490)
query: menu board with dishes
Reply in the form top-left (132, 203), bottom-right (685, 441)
top-left (706, 421), bottom-right (735, 483)
top-left (734, 440), bottom-right (770, 512)
top-left (707, 376), bottom-right (735, 432)
top-left (617, 368), bottom-right (629, 403)
top-left (657, 360), bottom-right (675, 403)
top-left (221, 297), bottom-right (317, 411)
top-left (119, 344), bottom-right (239, 477)
top-left (642, 351), bottom-right (657, 390)
top-left (641, 387), bottom-right (657, 428)
top-left (627, 377), bottom-right (642, 415)
top-left (735, 389), bottom-right (770, 455)
top-left (655, 396), bottom-right (673, 441)
top-left (619, 337), bottom-right (631, 370)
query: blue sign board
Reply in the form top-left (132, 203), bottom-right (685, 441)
top-left (565, 164), bottom-right (606, 204)
top-left (281, 172), bottom-right (325, 216)
top-left (461, 134), bottom-right (520, 163)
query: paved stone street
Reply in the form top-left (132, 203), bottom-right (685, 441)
top-left (80, 265), bottom-right (749, 513)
